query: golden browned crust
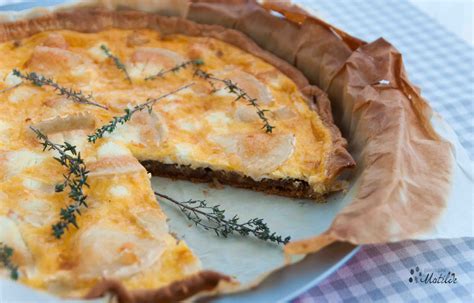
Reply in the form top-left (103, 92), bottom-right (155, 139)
top-left (84, 270), bottom-right (233, 303)
top-left (0, 7), bottom-right (354, 196)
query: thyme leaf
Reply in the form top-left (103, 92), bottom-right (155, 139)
top-left (30, 127), bottom-right (89, 239)
top-left (88, 82), bottom-right (194, 143)
top-left (194, 68), bottom-right (275, 133)
top-left (0, 243), bottom-right (19, 280)
top-left (12, 69), bottom-right (108, 110)
top-left (155, 192), bottom-right (290, 245)
top-left (100, 45), bottom-right (132, 84)
top-left (144, 59), bottom-right (204, 81)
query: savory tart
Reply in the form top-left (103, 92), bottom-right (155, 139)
top-left (0, 139), bottom-right (204, 297)
top-left (0, 1), bottom-right (354, 301)
top-left (1, 0), bottom-right (452, 301)
top-left (0, 0), bottom-right (455, 302)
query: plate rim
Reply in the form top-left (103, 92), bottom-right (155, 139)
top-left (281, 245), bottom-right (361, 302)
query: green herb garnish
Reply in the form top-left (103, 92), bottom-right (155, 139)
top-left (12, 69), bottom-right (108, 110)
top-left (0, 243), bottom-right (19, 280)
top-left (155, 192), bottom-right (290, 245)
top-left (88, 82), bottom-right (194, 143)
top-left (145, 59), bottom-right (203, 81)
top-left (194, 68), bottom-right (275, 133)
top-left (100, 45), bottom-right (132, 84)
top-left (0, 83), bottom-right (21, 94)
top-left (30, 127), bottom-right (89, 239)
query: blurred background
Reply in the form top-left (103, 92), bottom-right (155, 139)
top-left (0, 0), bottom-right (473, 46)
top-left (410, 0), bottom-right (473, 46)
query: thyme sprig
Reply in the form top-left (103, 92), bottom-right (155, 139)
top-left (100, 45), bottom-right (132, 84)
top-left (155, 192), bottom-right (290, 245)
top-left (30, 127), bottom-right (89, 239)
top-left (145, 59), bottom-right (204, 81)
top-left (0, 83), bottom-right (21, 94)
top-left (88, 83), bottom-right (194, 143)
top-left (194, 68), bottom-right (275, 133)
top-left (0, 243), bottom-right (18, 280)
top-left (12, 69), bottom-right (108, 110)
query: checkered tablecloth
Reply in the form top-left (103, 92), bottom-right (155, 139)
top-left (292, 0), bottom-right (474, 302)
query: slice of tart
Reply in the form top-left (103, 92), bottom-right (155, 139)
top-left (0, 118), bottom-right (204, 296)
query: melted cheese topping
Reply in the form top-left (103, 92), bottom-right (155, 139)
top-left (0, 28), bottom-right (334, 296)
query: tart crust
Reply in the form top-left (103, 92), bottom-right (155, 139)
top-left (84, 271), bottom-right (233, 303)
